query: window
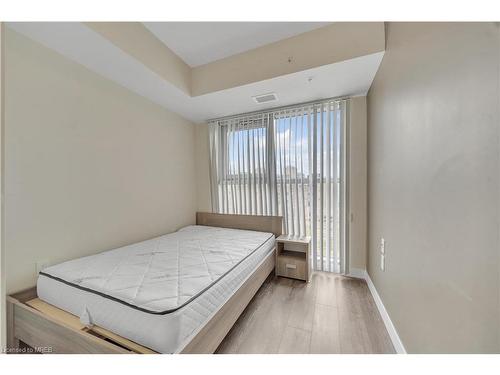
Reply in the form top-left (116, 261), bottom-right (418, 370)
top-left (209, 99), bottom-right (348, 273)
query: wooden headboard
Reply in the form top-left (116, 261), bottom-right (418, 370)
top-left (196, 212), bottom-right (282, 237)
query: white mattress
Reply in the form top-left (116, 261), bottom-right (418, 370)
top-left (37, 225), bottom-right (275, 353)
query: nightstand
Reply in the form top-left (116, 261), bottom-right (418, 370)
top-left (275, 235), bottom-right (311, 282)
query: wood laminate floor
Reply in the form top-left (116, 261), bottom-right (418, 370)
top-left (216, 272), bottom-right (395, 354)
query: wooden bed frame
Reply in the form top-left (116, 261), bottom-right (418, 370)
top-left (6, 212), bottom-right (282, 354)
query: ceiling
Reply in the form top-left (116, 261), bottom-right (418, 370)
top-left (6, 22), bottom-right (384, 123)
top-left (143, 22), bottom-right (330, 67)
top-left (192, 52), bottom-right (383, 120)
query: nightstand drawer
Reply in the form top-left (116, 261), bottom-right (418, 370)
top-left (276, 257), bottom-right (306, 280)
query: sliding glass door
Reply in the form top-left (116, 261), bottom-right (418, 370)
top-left (209, 99), bottom-right (349, 274)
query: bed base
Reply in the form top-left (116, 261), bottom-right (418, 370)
top-left (6, 212), bottom-right (282, 354)
top-left (7, 289), bottom-right (147, 354)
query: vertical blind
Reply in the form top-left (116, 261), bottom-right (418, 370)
top-left (208, 99), bottom-right (349, 273)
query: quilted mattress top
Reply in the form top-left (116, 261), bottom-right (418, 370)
top-left (39, 225), bottom-right (274, 314)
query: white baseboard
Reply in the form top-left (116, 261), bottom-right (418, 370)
top-left (346, 268), bottom-right (406, 354)
top-left (347, 267), bottom-right (366, 279)
top-left (363, 271), bottom-right (406, 354)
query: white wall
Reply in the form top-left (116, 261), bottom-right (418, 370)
top-left (195, 123), bottom-right (211, 212)
top-left (367, 22), bottom-right (500, 353)
top-left (0, 22), bottom-right (5, 350)
top-left (348, 96), bottom-right (367, 272)
top-left (4, 29), bottom-right (198, 294)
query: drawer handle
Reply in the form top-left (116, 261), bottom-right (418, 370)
top-left (285, 264), bottom-right (297, 269)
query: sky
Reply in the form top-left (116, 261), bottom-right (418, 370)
top-left (226, 112), bottom-right (342, 178)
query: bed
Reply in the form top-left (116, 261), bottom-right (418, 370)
top-left (6, 212), bottom-right (282, 354)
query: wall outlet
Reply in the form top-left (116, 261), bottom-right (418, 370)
top-left (36, 260), bottom-right (50, 275)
